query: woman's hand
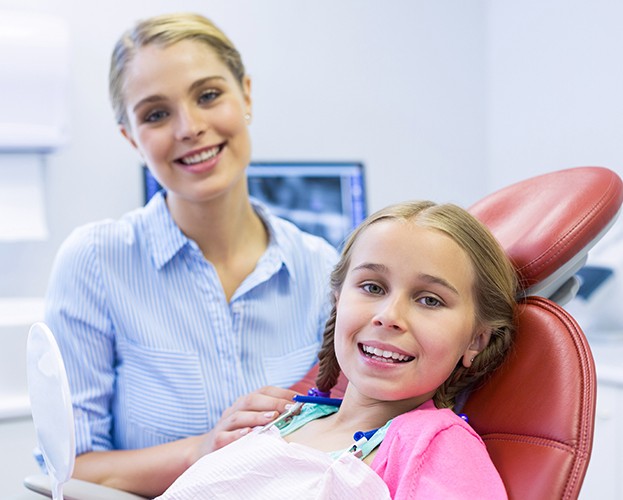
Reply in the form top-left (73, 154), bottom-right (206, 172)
top-left (189, 386), bottom-right (299, 462)
top-left (71, 386), bottom-right (300, 497)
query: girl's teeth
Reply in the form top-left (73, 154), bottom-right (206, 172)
top-left (362, 344), bottom-right (414, 362)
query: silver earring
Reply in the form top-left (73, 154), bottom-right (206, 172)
top-left (470, 356), bottom-right (475, 363)
top-left (244, 113), bottom-right (251, 122)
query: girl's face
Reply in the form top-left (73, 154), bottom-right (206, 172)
top-left (120, 39), bottom-right (252, 205)
top-left (334, 220), bottom-right (489, 408)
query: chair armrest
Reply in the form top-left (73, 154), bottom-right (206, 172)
top-left (23, 474), bottom-right (148, 500)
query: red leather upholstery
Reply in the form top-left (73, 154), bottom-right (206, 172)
top-left (469, 166), bottom-right (623, 289)
top-left (291, 166), bottom-right (623, 500)
top-left (463, 297), bottom-right (595, 500)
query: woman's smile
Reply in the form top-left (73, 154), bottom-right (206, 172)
top-left (175, 143), bottom-right (225, 173)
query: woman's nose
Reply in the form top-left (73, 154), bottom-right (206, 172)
top-left (372, 297), bottom-right (407, 332)
top-left (175, 106), bottom-right (205, 141)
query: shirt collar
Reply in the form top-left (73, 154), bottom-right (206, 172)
top-left (143, 192), bottom-right (189, 270)
top-left (143, 193), bottom-right (295, 279)
top-left (250, 198), bottom-right (296, 281)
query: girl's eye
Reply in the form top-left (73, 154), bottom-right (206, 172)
top-left (362, 283), bottom-right (384, 295)
top-left (418, 296), bottom-right (442, 308)
top-left (198, 89), bottom-right (221, 104)
top-left (144, 109), bottom-right (169, 123)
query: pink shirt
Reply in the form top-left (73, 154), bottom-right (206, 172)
top-left (371, 400), bottom-right (508, 499)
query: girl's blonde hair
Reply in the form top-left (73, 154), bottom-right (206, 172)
top-left (315, 200), bottom-right (518, 409)
top-left (109, 12), bottom-right (245, 126)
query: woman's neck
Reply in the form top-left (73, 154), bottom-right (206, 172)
top-left (167, 188), bottom-right (262, 254)
top-left (166, 189), bottom-right (268, 301)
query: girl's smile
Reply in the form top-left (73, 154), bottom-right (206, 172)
top-left (358, 341), bottom-right (415, 364)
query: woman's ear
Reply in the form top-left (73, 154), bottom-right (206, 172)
top-left (120, 125), bottom-right (139, 151)
top-left (242, 75), bottom-right (252, 116)
top-left (462, 328), bottom-right (492, 368)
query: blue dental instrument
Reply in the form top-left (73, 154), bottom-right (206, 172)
top-left (292, 395), bottom-right (343, 407)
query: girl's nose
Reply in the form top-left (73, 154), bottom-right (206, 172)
top-left (371, 297), bottom-right (407, 332)
top-left (175, 106), bottom-right (205, 141)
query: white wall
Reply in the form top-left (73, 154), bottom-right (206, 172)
top-left (486, 0), bottom-right (623, 189)
top-left (0, 0), bottom-right (487, 297)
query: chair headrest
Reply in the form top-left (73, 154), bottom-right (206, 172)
top-left (469, 166), bottom-right (623, 304)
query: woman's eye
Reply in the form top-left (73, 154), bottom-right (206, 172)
top-left (362, 283), bottom-right (384, 295)
top-left (418, 296), bottom-right (442, 308)
top-left (198, 89), bottom-right (221, 104)
top-left (144, 109), bottom-right (168, 123)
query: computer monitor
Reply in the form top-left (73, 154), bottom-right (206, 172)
top-left (247, 161), bottom-right (366, 248)
top-left (143, 161), bottom-right (367, 248)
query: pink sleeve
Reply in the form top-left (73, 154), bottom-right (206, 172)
top-left (373, 418), bottom-right (507, 499)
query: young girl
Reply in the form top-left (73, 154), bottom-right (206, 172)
top-left (160, 200), bottom-right (517, 499)
top-left (44, 12), bottom-right (338, 496)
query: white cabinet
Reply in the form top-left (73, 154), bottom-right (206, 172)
top-left (580, 336), bottom-right (623, 499)
top-left (0, 417), bottom-right (40, 498)
top-left (0, 298), bottom-right (45, 419)
top-left (0, 298), bottom-right (45, 498)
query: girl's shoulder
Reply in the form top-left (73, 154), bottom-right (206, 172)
top-left (373, 401), bottom-right (507, 499)
top-left (389, 400), bottom-right (481, 443)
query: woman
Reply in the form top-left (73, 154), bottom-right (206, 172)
top-left (44, 12), bottom-right (338, 497)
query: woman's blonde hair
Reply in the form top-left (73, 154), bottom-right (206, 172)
top-left (109, 12), bottom-right (245, 126)
top-left (315, 200), bottom-right (518, 409)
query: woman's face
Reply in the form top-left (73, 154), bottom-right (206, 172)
top-left (120, 39), bottom-right (252, 205)
top-left (334, 220), bottom-right (489, 408)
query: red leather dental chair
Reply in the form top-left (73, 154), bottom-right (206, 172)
top-left (293, 166), bottom-right (623, 500)
top-left (26, 167), bottom-right (622, 500)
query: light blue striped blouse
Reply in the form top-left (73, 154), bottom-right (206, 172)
top-left (44, 193), bottom-right (339, 455)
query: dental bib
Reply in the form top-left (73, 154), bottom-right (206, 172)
top-left (157, 426), bottom-right (391, 500)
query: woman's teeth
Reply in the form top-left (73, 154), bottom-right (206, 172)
top-left (361, 344), bottom-right (414, 363)
top-left (180, 146), bottom-right (220, 165)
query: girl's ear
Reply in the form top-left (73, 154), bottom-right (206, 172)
top-left (461, 328), bottom-right (492, 368)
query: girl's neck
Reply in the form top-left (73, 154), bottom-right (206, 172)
top-left (331, 385), bottom-right (432, 433)
top-left (284, 386), bottom-right (432, 456)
